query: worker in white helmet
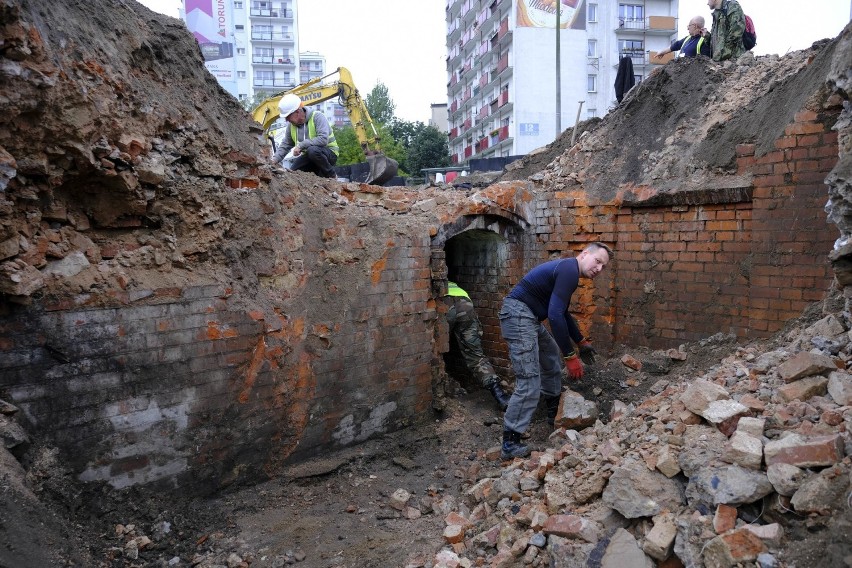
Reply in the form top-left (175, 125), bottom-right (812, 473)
top-left (270, 93), bottom-right (340, 178)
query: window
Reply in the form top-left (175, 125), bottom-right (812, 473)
top-left (587, 3), bottom-right (597, 22)
top-left (237, 71), bottom-right (246, 78)
top-left (634, 74), bottom-right (643, 84)
top-left (587, 40), bottom-right (597, 57)
top-left (618, 4), bottom-right (644, 26)
top-left (619, 39), bottom-right (644, 56)
top-left (587, 74), bottom-right (597, 92)
top-left (237, 48), bottom-right (246, 55)
top-left (234, 1), bottom-right (243, 8)
top-left (239, 93), bottom-right (247, 100)
top-left (235, 25), bottom-right (244, 31)
top-left (254, 70), bottom-right (273, 86)
top-left (587, 108), bottom-right (597, 118)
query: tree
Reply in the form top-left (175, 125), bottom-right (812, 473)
top-left (407, 125), bottom-right (451, 174)
top-left (239, 91), bottom-right (271, 113)
top-left (365, 82), bottom-right (396, 126)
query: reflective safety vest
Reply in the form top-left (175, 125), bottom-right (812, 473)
top-left (291, 111), bottom-right (339, 156)
top-left (446, 281), bottom-right (470, 299)
top-left (678, 34), bottom-right (706, 57)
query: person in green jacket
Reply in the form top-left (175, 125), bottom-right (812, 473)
top-left (706, 0), bottom-right (746, 62)
top-left (443, 281), bottom-right (511, 410)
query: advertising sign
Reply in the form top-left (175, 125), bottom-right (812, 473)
top-left (185, 0), bottom-right (236, 82)
top-left (516, 0), bottom-right (587, 30)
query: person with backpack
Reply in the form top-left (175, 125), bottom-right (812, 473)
top-left (655, 16), bottom-right (712, 59)
top-left (705, 0), bottom-right (747, 61)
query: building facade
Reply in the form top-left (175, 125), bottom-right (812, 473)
top-left (446, 0), bottom-right (678, 164)
top-left (182, 0), bottom-right (299, 102)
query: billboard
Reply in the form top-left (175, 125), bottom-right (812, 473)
top-left (516, 0), bottom-right (586, 29)
top-left (185, 0), bottom-right (236, 84)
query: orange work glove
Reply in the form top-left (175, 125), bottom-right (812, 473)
top-left (564, 353), bottom-right (584, 380)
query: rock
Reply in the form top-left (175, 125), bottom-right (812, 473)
top-left (713, 504), bottom-right (738, 534)
top-left (703, 528), bottom-right (766, 568)
top-left (723, 431), bottom-right (763, 470)
top-left (554, 392), bottom-right (599, 430)
top-left (764, 433), bottom-right (845, 468)
top-left (805, 314), bottom-right (845, 338)
top-left (41, 250), bottom-right (90, 278)
top-left (542, 514), bottom-right (600, 543)
top-left (827, 370), bottom-right (852, 405)
top-left (777, 375), bottom-right (828, 402)
top-left (702, 400), bottom-right (751, 436)
top-left (766, 463), bottom-right (807, 496)
top-left (389, 488), bottom-right (411, 511)
top-left (686, 465), bottom-right (773, 509)
top-left (601, 528), bottom-right (653, 568)
top-left (735, 417), bottom-right (765, 438)
top-left (642, 513), bottom-right (677, 561)
top-left (0, 414), bottom-right (29, 450)
top-left (777, 351), bottom-right (836, 383)
top-left (678, 426), bottom-right (727, 477)
top-left (621, 354), bottom-right (642, 370)
top-left (656, 444), bottom-right (681, 478)
top-left (742, 523), bottom-right (784, 546)
top-left (602, 463), bottom-right (685, 519)
top-left (790, 464), bottom-right (851, 513)
top-left (681, 380), bottom-right (730, 415)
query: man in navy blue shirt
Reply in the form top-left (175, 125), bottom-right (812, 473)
top-left (655, 16), bottom-right (712, 59)
top-left (498, 243), bottom-right (613, 460)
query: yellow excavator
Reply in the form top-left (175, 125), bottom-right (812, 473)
top-left (252, 66), bottom-right (399, 185)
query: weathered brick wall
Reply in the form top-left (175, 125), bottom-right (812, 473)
top-left (0, 208), bottom-right (438, 493)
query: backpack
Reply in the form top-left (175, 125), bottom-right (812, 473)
top-left (743, 14), bottom-right (756, 50)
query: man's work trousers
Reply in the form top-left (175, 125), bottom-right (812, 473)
top-left (445, 295), bottom-right (499, 387)
top-left (499, 297), bottom-right (563, 434)
top-left (290, 145), bottom-right (338, 178)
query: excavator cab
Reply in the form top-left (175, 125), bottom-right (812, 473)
top-left (252, 67), bottom-right (398, 186)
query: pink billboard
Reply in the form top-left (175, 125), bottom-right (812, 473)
top-left (184, 0), bottom-right (235, 81)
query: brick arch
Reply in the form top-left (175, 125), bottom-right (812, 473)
top-left (430, 211), bottom-right (530, 393)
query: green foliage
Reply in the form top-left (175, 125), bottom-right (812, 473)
top-left (407, 125), bottom-right (451, 174)
top-left (365, 82), bottom-right (396, 125)
top-left (333, 125), bottom-right (366, 166)
top-left (239, 91), bottom-right (272, 113)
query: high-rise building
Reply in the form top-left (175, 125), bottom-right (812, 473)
top-left (181, 0), bottom-right (300, 102)
top-left (445, 0), bottom-right (679, 164)
top-left (299, 52), bottom-right (351, 129)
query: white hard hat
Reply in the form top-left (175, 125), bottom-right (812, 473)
top-left (278, 93), bottom-right (303, 118)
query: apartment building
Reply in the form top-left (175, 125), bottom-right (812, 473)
top-left (182, 0), bottom-right (299, 101)
top-left (446, 0), bottom-right (679, 164)
top-left (299, 52), bottom-right (351, 129)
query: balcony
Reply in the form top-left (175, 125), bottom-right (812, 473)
top-left (498, 125), bottom-right (509, 141)
top-left (250, 8), bottom-right (291, 19)
top-left (464, 146), bottom-right (473, 158)
top-left (252, 56), bottom-right (294, 66)
top-left (616, 15), bottom-right (676, 35)
top-left (496, 53), bottom-right (509, 74)
top-left (250, 31), bottom-right (294, 42)
top-left (449, 127), bottom-right (458, 140)
top-left (463, 118), bottom-right (472, 130)
top-left (618, 50), bottom-right (649, 67)
top-left (478, 106), bottom-right (489, 119)
top-left (253, 79), bottom-right (296, 89)
top-left (476, 137), bottom-right (489, 152)
top-left (498, 91), bottom-right (509, 107)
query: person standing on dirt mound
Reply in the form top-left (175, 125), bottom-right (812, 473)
top-left (705, 0), bottom-right (746, 61)
top-left (271, 93), bottom-right (339, 178)
top-left (443, 281), bottom-right (511, 410)
top-left (498, 243), bottom-right (613, 460)
top-left (655, 16), bottom-right (711, 59)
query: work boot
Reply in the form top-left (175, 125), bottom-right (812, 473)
top-left (486, 381), bottom-right (510, 411)
top-left (545, 395), bottom-right (561, 428)
top-left (500, 430), bottom-right (531, 460)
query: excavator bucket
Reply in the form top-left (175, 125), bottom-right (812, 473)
top-left (364, 153), bottom-right (398, 186)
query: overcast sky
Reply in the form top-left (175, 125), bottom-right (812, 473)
top-left (140, 0), bottom-right (850, 122)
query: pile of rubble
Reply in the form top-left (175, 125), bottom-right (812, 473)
top-left (424, 311), bottom-right (851, 568)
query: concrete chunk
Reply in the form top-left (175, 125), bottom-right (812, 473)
top-left (681, 380), bottom-right (730, 415)
top-left (764, 433), bottom-right (845, 468)
top-left (777, 351), bottom-right (836, 383)
top-left (777, 375), bottom-right (828, 402)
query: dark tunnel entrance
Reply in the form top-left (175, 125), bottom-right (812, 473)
top-left (442, 228), bottom-right (509, 392)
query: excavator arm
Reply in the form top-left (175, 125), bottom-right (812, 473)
top-left (252, 67), bottom-right (398, 184)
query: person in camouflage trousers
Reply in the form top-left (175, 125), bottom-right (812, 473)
top-left (706, 0), bottom-right (746, 61)
top-left (444, 282), bottom-right (511, 410)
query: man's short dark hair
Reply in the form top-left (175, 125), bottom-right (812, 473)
top-left (584, 242), bottom-right (614, 259)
